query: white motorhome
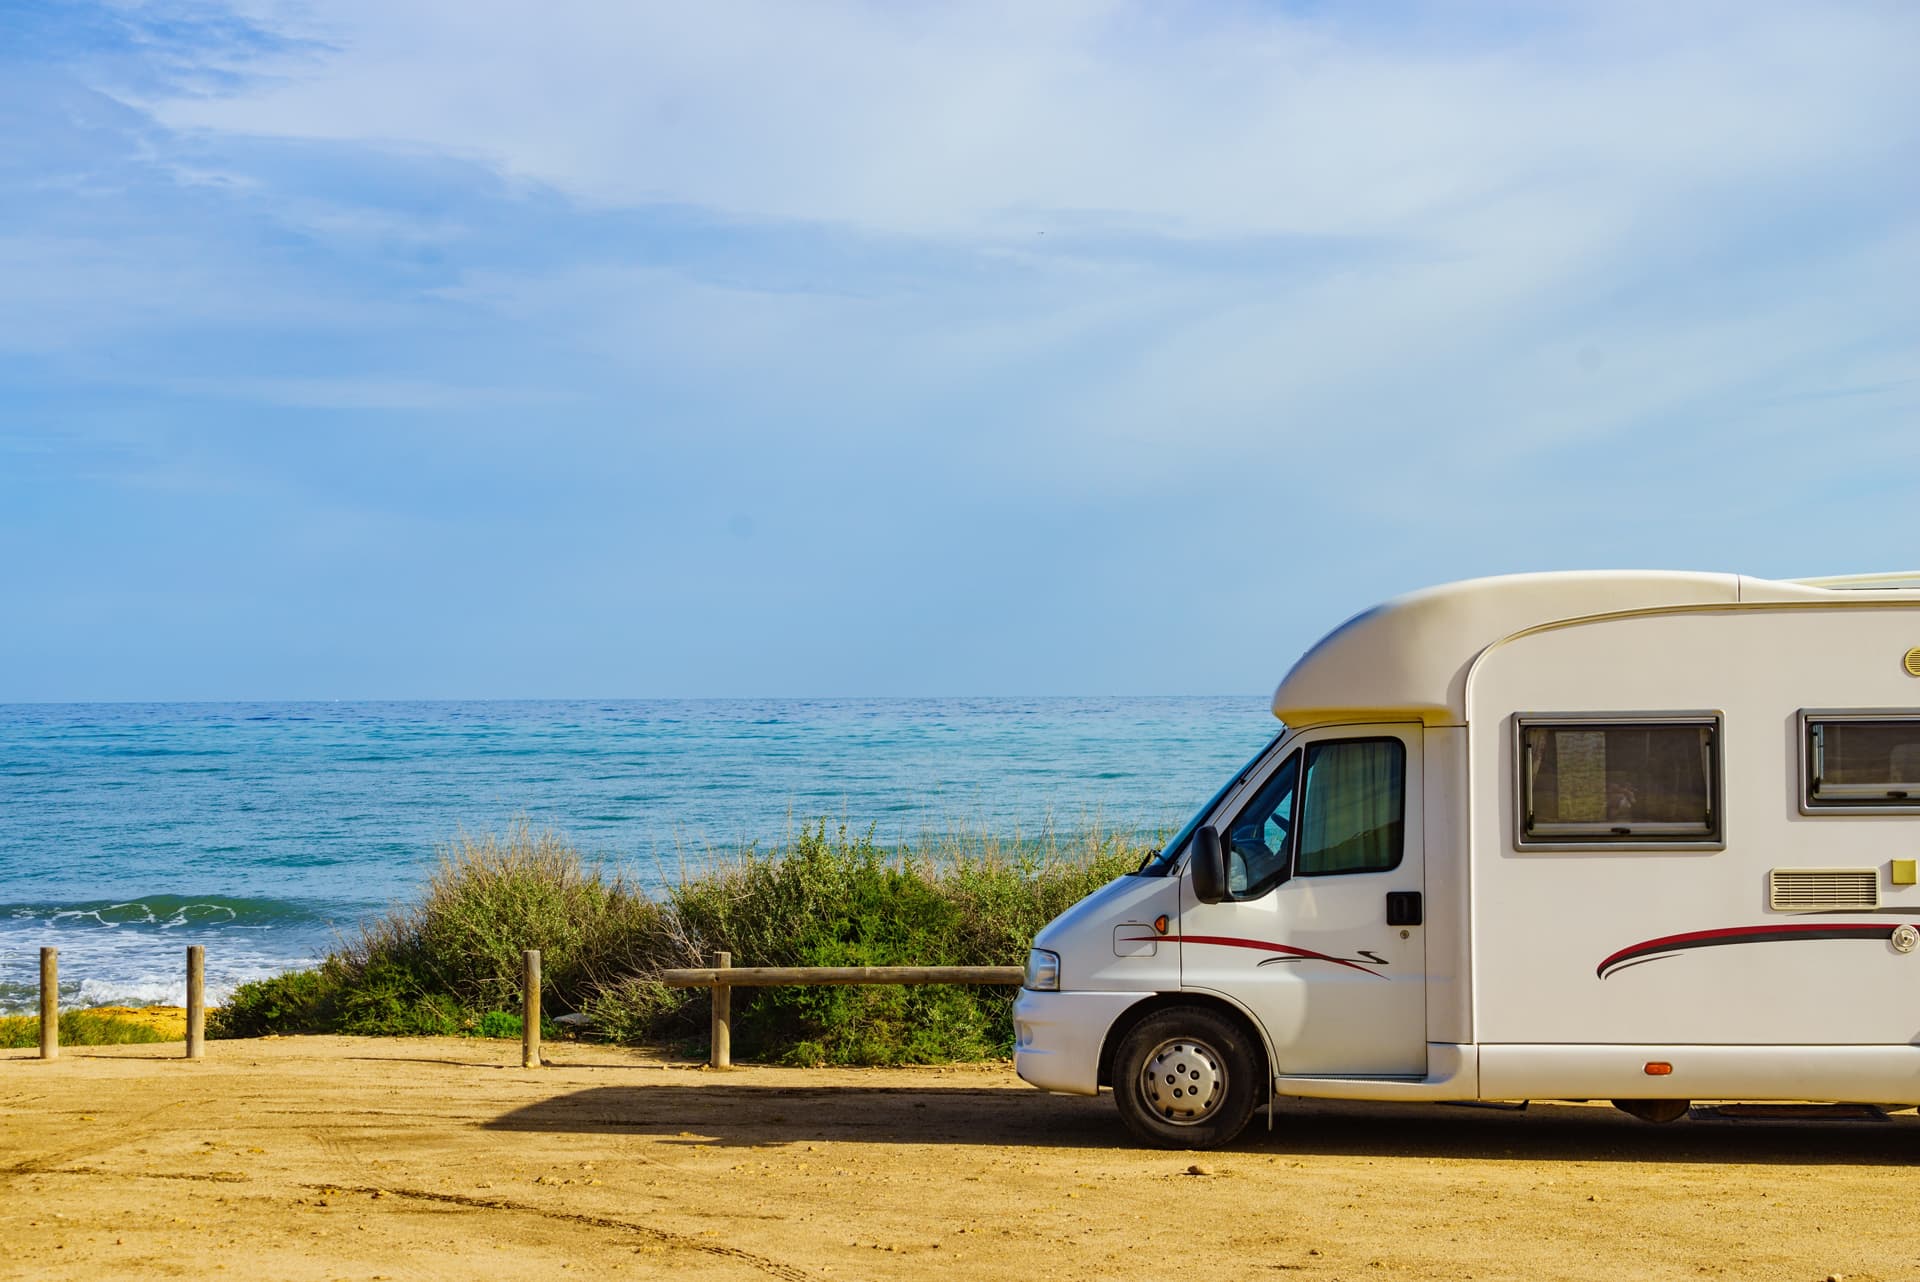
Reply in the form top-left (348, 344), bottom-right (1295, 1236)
top-left (1012, 571), bottom-right (1920, 1148)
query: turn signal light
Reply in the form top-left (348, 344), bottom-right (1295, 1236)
top-left (1644, 1061), bottom-right (1673, 1076)
top-left (1153, 915), bottom-right (1170, 935)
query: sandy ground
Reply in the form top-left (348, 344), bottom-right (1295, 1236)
top-left (3, 1036), bottom-right (1914, 1282)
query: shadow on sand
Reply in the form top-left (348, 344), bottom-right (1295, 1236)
top-left (483, 1082), bottom-right (1920, 1166)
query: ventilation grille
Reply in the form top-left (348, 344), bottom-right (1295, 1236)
top-left (1770, 868), bottom-right (1879, 912)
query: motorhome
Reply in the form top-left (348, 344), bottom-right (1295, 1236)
top-left (1012, 571), bottom-right (1920, 1148)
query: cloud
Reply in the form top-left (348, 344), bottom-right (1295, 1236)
top-left (140, 1), bottom-right (1917, 243)
top-left (118, 1), bottom-right (1920, 482)
top-left (4, 1), bottom-right (1918, 699)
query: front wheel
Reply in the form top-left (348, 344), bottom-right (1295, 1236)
top-left (1112, 1007), bottom-right (1261, 1149)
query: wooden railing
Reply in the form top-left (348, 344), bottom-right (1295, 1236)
top-left (27, 945), bottom-right (1017, 1072)
top-left (659, 952), bottom-right (1025, 1068)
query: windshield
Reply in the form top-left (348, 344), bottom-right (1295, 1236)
top-left (1134, 729), bottom-right (1286, 877)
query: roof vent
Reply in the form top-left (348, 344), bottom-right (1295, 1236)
top-left (1770, 868), bottom-right (1879, 912)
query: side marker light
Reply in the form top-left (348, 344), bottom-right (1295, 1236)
top-left (1644, 1062), bottom-right (1673, 1077)
top-left (1153, 915), bottom-right (1170, 936)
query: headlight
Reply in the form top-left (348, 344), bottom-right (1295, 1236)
top-left (1024, 948), bottom-right (1060, 991)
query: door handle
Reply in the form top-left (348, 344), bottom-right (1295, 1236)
top-left (1385, 891), bottom-right (1422, 927)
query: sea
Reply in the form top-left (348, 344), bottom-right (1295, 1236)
top-left (0, 697), bottom-right (1276, 1013)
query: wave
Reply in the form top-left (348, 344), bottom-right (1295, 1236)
top-left (0, 899), bottom-right (340, 1014)
top-left (0, 968), bottom-right (312, 1013)
top-left (73, 975), bottom-right (199, 1008)
top-left (0, 895), bottom-right (345, 932)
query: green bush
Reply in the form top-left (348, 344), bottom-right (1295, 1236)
top-left (346, 826), bottom-right (670, 1016)
top-left (212, 817), bottom-right (1146, 1064)
top-left (471, 1010), bottom-right (523, 1039)
top-left (582, 975), bottom-right (686, 1045)
top-left (667, 820), bottom-right (1133, 1063)
top-left (211, 965), bottom-right (340, 1037)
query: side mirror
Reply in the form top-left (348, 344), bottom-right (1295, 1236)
top-left (1191, 826), bottom-right (1227, 904)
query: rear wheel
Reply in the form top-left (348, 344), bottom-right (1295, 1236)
top-left (1112, 1007), bottom-right (1261, 1149)
top-left (1613, 1098), bottom-right (1690, 1123)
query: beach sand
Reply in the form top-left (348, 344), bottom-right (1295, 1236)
top-left (2, 1035), bottom-right (1912, 1281)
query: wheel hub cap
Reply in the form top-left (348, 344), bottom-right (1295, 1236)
top-left (1140, 1037), bottom-right (1225, 1124)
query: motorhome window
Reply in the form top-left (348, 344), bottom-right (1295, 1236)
top-left (1518, 718), bottom-right (1719, 844)
top-left (1804, 715), bottom-right (1920, 809)
top-left (1224, 751), bottom-right (1300, 898)
top-left (1296, 738), bottom-right (1405, 875)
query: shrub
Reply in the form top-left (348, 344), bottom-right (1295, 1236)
top-left (582, 976), bottom-right (688, 1045)
top-left (470, 1010), bottom-right (523, 1039)
top-left (665, 820), bottom-right (1134, 1063)
top-left (212, 817), bottom-right (1149, 1064)
top-left (342, 824), bottom-right (669, 1015)
top-left (211, 962), bottom-right (347, 1037)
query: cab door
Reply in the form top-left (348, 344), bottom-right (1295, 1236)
top-left (1180, 723), bottom-right (1426, 1077)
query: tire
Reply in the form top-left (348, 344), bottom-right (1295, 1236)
top-left (1612, 1098), bottom-right (1690, 1124)
top-left (1112, 1006), bottom-right (1262, 1150)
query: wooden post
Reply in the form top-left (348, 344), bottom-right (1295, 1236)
top-left (39, 947), bottom-right (57, 1061)
top-left (185, 945), bottom-right (205, 1060)
top-left (710, 950), bottom-right (731, 1070)
top-left (522, 949), bottom-right (541, 1069)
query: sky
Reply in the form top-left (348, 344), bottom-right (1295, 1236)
top-left (2, 0), bottom-right (1917, 701)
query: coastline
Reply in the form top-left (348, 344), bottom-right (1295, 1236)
top-left (1, 697), bottom-right (1272, 1016)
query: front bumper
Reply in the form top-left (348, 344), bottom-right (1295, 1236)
top-left (1011, 988), bottom-right (1152, 1096)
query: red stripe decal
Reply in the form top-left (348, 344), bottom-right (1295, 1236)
top-left (1169, 933), bottom-right (1385, 976)
top-left (1596, 923), bottom-right (1900, 979)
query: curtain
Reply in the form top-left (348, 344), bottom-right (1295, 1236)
top-left (1298, 740), bottom-right (1403, 873)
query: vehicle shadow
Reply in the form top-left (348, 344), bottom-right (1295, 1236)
top-left (484, 1083), bottom-right (1920, 1166)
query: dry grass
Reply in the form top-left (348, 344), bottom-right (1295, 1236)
top-left (0, 1009), bottom-right (175, 1048)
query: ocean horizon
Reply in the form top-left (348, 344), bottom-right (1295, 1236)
top-left (0, 696), bottom-right (1277, 1012)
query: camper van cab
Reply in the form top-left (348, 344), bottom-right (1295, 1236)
top-left (1012, 571), bottom-right (1920, 1148)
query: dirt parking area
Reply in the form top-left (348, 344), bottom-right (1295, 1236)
top-left (2, 1036), bottom-right (1912, 1281)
